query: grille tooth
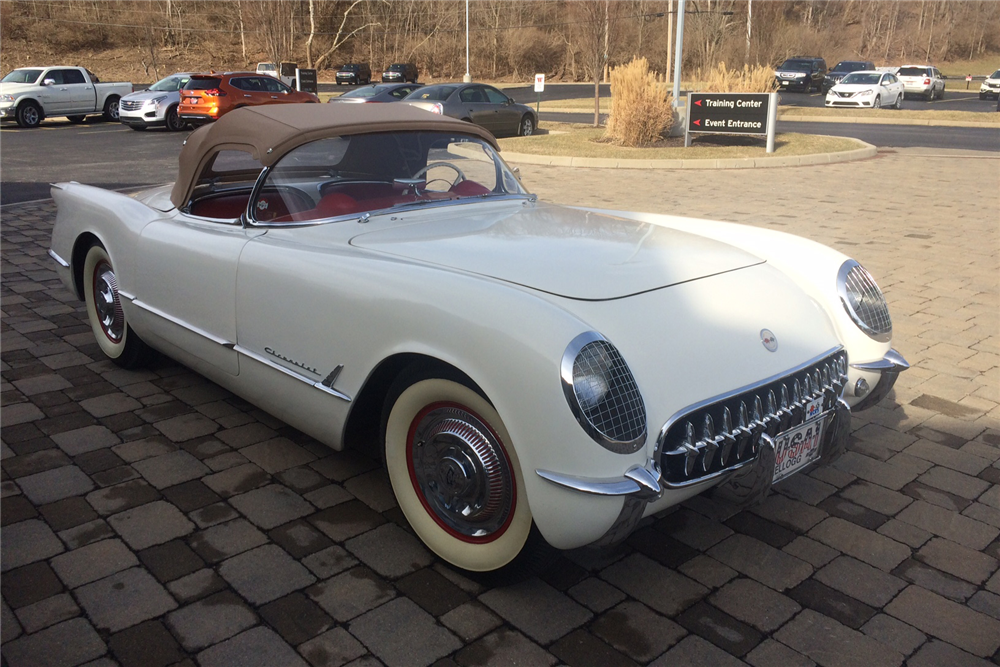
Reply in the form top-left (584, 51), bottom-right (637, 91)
top-left (700, 414), bottom-right (718, 471)
top-left (719, 407), bottom-right (736, 466)
top-left (682, 422), bottom-right (698, 476)
top-left (736, 402), bottom-right (752, 459)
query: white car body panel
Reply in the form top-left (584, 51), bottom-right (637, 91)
top-left (48, 116), bottom-right (906, 559)
top-left (0, 66), bottom-right (131, 122)
top-left (825, 74), bottom-right (904, 108)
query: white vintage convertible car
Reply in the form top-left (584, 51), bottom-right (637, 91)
top-left (49, 104), bottom-right (908, 576)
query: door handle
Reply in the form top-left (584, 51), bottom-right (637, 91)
top-left (244, 94), bottom-right (252, 98)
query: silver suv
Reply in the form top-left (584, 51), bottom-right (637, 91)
top-left (119, 72), bottom-right (193, 131)
top-left (896, 65), bottom-right (945, 100)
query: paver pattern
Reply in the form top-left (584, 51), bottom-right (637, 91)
top-left (2, 146), bottom-right (998, 666)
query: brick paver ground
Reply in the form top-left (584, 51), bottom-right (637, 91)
top-left (2, 147), bottom-right (998, 666)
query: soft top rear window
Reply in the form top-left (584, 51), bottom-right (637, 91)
top-left (184, 77), bottom-right (222, 90)
top-left (897, 67), bottom-right (930, 77)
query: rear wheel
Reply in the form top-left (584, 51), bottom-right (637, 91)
top-left (102, 96), bottom-right (120, 122)
top-left (165, 105), bottom-right (186, 132)
top-left (893, 91), bottom-right (903, 109)
top-left (383, 367), bottom-right (551, 579)
top-left (82, 242), bottom-right (153, 368)
top-left (15, 101), bottom-right (42, 128)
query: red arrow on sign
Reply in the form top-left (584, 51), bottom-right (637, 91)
top-left (694, 99), bottom-right (702, 106)
top-left (693, 119), bottom-right (701, 126)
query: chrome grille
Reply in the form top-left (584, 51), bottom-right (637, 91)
top-left (843, 264), bottom-right (892, 339)
top-left (574, 340), bottom-right (646, 449)
top-left (657, 349), bottom-right (847, 487)
top-left (119, 100), bottom-right (145, 112)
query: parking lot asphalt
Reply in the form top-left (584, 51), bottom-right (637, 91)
top-left (2, 146), bottom-right (999, 667)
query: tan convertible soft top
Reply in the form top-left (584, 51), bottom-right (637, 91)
top-left (170, 103), bottom-right (500, 208)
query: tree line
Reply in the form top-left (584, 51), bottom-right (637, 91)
top-left (2, 0), bottom-right (997, 83)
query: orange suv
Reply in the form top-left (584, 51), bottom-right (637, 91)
top-left (178, 72), bottom-right (319, 125)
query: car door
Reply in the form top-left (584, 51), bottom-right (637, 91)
top-left (484, 85), bottom-right (520, 135)
top-left (262, 77), bottom-right (294, 104)
top-left (883, 74), bottom-right (903, 104)
top-left (233, 76), bottom-right (269, 108)
top-left (56, 69), bottom-right (94, 113)
top-left (132, 148), bottom-right (267, 376)
top-left (39, 69), bottom-right (76, 114)
top-left (458, 85), bottom-right (496, 131)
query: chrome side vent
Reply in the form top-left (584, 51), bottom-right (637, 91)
top-left (658, 349), bottom-right (848, 488)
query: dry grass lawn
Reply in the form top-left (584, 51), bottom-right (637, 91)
top-left (498, 123), bottom-right (863, 159)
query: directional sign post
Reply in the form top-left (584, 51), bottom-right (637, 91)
top-left (534, 73), bottom-right (545, 115)
top-left (685, 91), bottom-right (778, 152)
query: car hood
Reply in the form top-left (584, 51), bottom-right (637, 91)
top-left (829, 83), bottom-right (878, 93)
top-left (122, 90), bottom-right (179, 102)
top-left (349, 201), bottom-right (764, 300)
top-left (0, 82), bottom-right (37, 95)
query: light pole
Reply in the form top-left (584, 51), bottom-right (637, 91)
top-left (463, 0), bottom-right (472, 83)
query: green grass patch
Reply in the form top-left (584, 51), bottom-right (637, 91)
top-left (497, 123), bottom-right (863, 159)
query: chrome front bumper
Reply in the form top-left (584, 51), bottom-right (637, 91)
top-left (850, 348), bottom-right (909, 411)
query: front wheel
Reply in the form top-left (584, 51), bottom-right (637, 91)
top-left (383, 369), bottom-right (546, 577)
top-left (82, 243), bottom-right (153, 368)
top-left (15, 101), bottom-right (42, 128)
top-left (518, 115), bottom-right (534, 136)
top-left (102, 96), bottom-right (120, 122)
top-left (873, 95), bottom-right (881, 109)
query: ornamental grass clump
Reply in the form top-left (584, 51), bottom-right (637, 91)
top-left (604, 57), bottom-right (673, 147)
top-left (700, 61), bottom-right (778, 93)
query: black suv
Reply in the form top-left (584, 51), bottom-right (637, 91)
top-left (382, 63), bottom-right (418, 84)
top-left (774, 57), bottom-right (827, 92)
top-left (822, 60), bottom-right (876, 92)
top-left (335, 63), bottom-right (372, 85)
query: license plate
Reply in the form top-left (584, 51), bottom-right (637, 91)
top-left (781, 81), bottom-right (790, 86)
top-left (184, 97), bottom-right (199, 103)
top-left (772, 400), bottom-right (826, 482)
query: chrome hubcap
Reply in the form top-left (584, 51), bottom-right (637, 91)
top-left (94, 263), bottom-right (124, 342)
top-left (410, 405), bottom-right (513, 540)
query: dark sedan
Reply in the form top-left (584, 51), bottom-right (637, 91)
top-left (403, 82), bottom-right (536, 136)
top-left (329, 83), bottom-right (424, 104)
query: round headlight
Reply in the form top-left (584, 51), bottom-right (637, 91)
top-left (837, 259), bottom-right (892, 342)
top-left (561, 332), bottom-right (646, 454)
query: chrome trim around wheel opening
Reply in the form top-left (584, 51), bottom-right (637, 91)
top-left (47, 248), bottom-right (70, 268)
top-left (234, 344), bottom-right (352, 402)
top-left (536, 458), bottom-right (663, 500)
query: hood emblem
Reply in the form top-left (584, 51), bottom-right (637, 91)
top-left (760, 329), bottom-right (778, 352)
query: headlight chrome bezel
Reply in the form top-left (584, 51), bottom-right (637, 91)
top-left (837, 259), bottom-right (892, 342)
top-left (561, 332), bottom-right (647, 454)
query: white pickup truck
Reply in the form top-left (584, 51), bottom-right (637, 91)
top-left (0, 66), bottom-right (133, 128)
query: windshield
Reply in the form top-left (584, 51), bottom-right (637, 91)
top-left (389, 64), bottom-right (407, 71)
top-left (2, 69), bottom-right (43, 84)
top-left (149, 74), bottom-right (191, 92)
top-left (832, 62), bottom-right (867, 73)
top-left (897, 67), bottom-right (930, 77)
top-left (841, 73), bottom-right (881, 85)
top-left (183, 77), bottom-right (222, 90)
top-left (251, 131), bottom-right (527, 224)
top-left (990, 70), bottom-right (1000, 79)
top-left (780, 60), bottom-right (813, 71)
top-left (405, 85), bottom-right (457, 102)
top-left (342, 65), bottom-right (360, 71)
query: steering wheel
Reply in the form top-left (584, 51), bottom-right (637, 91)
top-left (412, 161), bottom-right (466, 190)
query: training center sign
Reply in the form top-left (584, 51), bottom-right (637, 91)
top-left (685, 92), bottom-right (778, 152)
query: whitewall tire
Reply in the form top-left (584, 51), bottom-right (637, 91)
top-left (384, 376), bottom-right (534, 573)
top-left (82, 243), bottom-right (152, 368)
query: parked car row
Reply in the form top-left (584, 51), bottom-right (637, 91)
top-left (334, 62), bottom-right (420, 85)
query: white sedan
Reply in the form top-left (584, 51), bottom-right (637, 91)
top-left (826, 71), bottom-right (905, 109)
top-left (48, 104), bottom-right (908, 578)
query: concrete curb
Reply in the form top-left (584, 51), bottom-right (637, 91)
top-left (502, 137), bottom-right (878, 170)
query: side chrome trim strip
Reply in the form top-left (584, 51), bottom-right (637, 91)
top-left (234, 344), bottom-right (352, 403)
top-left (48, 249), bottom-right (70, 268)
top-left (850, 348), bottom-right (910, 373)
top-left (536, 458), bottom-right (662, 500)
top-left (130, 299), bottom-right (235, 348)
